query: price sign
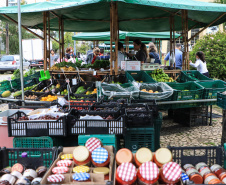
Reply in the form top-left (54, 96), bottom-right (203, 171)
top-left (72, 79), bottom-right (77, 85)
top-left (93, 71), bottom-right (97, 76)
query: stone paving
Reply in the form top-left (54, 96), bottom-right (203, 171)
top-left (160, 106), bottom-right (223, 147)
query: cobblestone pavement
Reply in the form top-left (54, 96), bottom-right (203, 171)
top-left (160, 106), bottom-right (223, 147)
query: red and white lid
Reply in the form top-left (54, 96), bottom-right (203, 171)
top-left (57, 160), bottom-right (72, 167)
top-left (47, 174), bottom-right (65, 183)
top-left (52, 167), bottom-right (69, 174)
top-left (117, 162), bottom-right (137, 182)
top-left (162, 162), bottom-right (182, 181)
top-left (139, 161), bottom-right (159, 181)
top-left (85, 137), bottom-right (102, 152)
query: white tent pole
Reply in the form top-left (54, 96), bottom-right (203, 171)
top-left (18, 0), bottom-right (24, 101)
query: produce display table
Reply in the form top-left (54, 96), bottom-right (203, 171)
top-left (50, 70), bottom-right (110, 76)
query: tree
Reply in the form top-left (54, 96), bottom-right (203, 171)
top-left (1, 22), bottom-right (37, 54)
top-left (214, 0), bottom-right (226, 30)
top-left (77, 42), bottom-right (90, 54)
top-left (189, 31), bottom-right (226, 80)
top-left (64, 32), bottom-right (74, 49)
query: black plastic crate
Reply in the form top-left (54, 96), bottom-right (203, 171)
top-left (172, 106), bottom-right (209, 127)
top-left (8, 111), bottom-right (67, 137)
top-left (9, 101), bottom-right (55, 109)
top-left (14, 91), bottom-right (45, 101)
top-left (124, 104), bottom-right (153, 127)
top-left (31, 80), bottom-right (52, 92)
top-left (67, 109), bottom-right (125, 135)
top-left (130, 99), bottom-right (159, 117)
top-left (0, 147), bottom-right (57, 170)
top-left (168, 146), bottom-right (223, 167)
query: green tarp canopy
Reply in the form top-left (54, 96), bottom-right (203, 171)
top-left (72, 31), bottom-right (180, 41)
top-left (0, 0), bottom-right (226, 32)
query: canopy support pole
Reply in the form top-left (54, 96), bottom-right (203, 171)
top-left (43, 12), bottom-right (47, 71)
top-left (59, 17), bottom-right (62, 61)
top-left (48, 12), bottom-right (51, 69)
top-left (61, 18), bottom-right (64, 59)
top-left (2, 14), bottom-right (44, 40)
top-left (110, 2), bottom-right (119, 75)
top-left (188, 12), bottom-right (226, 42)
top-left (169, 16), bottom-right (173, 68)
top-left (182, 10), bottom-right (189, 71)
top-left (33, 26), bottom-right (60, 43)
top-left (125, 36), bottom-right (129, 53)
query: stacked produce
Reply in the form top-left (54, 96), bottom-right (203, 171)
top-left (0, 162), bottom-right (47, 185)
top-left (149, 69), bottom-right (174, 82)
top-left (40, 95), bottom-right (57, 101)
top-left (1, 91), bottom-right (11, 98)
top-left (42, 137), bottom-right (113, 184)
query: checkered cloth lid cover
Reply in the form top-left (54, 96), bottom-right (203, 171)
top-left (72, 172), bottom-right (90, 181)
top-left (61, 154), bottom-right (73, 160)
top-left (162, 162), bottom-right (182, 181)
top-left (117, 162), bottom-right (137, 182)
top-left (85, 138), bottom-right (102, 152)
top-left (181, 173), bottom-right (189, 182)
top-left (73, 166), bottom-right (90, 173)
top-left (92, 147), bottom-right (108, 164)
top-left (47, 174), bottom-right (65, 183)
top-left (57, 160), bottom-right (72, 167)
top-left (139, 161), bottom-right (159, 181)
top-left (52, 167), bottom-right (69, 174)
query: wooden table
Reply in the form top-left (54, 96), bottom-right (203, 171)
top-left (49, 70), bottom-right (111, 76)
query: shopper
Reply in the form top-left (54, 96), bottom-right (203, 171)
top-left (86, 47), bottom-right (101, 64)
top-left (69, 47), bottom-right (76, 58)
top-left (117, 42), bottom-right (125, 68)
top-left (190, 51), bottom-right (209, 77)
top-left (164, 43), bottom-right (183, 69)
top-left (49, 49), bottom-right (58, 67)
top-left (126, 39), bottom-right (148, 63)
top-left (65, 48), bottom-right (71, 59)
top-left (149, 42), bottom-right (161, 64)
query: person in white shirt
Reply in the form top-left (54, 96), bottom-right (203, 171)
top-left (189, 51), bottom-right (209, 77)
top-left (117, 42), bottom-right (125, 69)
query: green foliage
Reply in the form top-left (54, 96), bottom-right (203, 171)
top-left (1, 22), bottom-right (36, 54)
top-left (77, 42), bottom-right (90, 54)
top-left (64, 32), bottom-right (74, 48)
top-left (52, 40), bottom-right (59, 53)
top-left (189, 32), bottom-right (226, 80)
top-left (93, 60), bottom-right (110, 69)
top-left (55, 61), bottom-right (81, 68)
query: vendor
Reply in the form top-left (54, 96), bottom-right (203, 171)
top-left (117, 42), bottom-right (125, 68)
top-left (190, 51), bottom-right (209, 77)
top-left (126, 39), bottom-right (148, 63)
top-left (86, 47), bottom-right (101, 64)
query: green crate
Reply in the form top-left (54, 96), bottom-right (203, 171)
top-left (197, 80), bottom-right (226, 99)
top-left (13, 137), bottom-right (53, 148)
top-left (166, 82), bottom-right (204, 101)
top-left (170, 102), bottom-right (205, 109)
top-left (154, 112), bottom-right (162, 151)
top-left (126, 71), bottom-right (156, 83)
top-left (145, 70), bottom-right (175, 83)
top-left (179, 70), bottom-right (213, 82)
top-left (78, 135), bottom-right (118, 150)
top-left (224, 143), bottom-right (226, 169)
top-left (217, 92), bottom-right (226, 110)
top-left (125, 127), bottom-right (155, 153)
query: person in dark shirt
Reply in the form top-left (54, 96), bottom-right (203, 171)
top-left (126, 39), bottom-right (148, 63)
top-left (149, 42), bottom-right (161, 64)
top-left (65, 48), bottom-right (71, 59)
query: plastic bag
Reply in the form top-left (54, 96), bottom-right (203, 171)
top-left (101, 82), bottom-right (139, 99)
top-left (133, 82), bottom-right (173, 100)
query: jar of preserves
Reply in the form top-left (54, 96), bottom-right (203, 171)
top-left (200, 168), bottom-right (216, 180)
top-left (0, 167), bottom-right (11, 176)
top-left (11, 164), bottom-right (25, 174)
top-left (186, 168), bottom-right (203, 184)
top-left (153, 148), bottom-right (172, 168)
top-left (137, 161), bottom-right (159, 185)
top-left (222, 177), bottom-right (226, 184)
top-left (204, 175), bottom-right (221, 184)
top-left (15, 176), bottom-right (31, 185)
top-left (72, 173), bottom-right (91, 182)
top-left (0, 174), bottom-right (16, 185)
top-left (31, 178), bottom-right (42, 185)
top-left (93, 167), bottom-right (110, 181)
top-left (183, 164), bottom-right (195, 171)
top-left (115, 148), bottom-right (133, 166)
top-left (210, 164), bottom-right (226, 181)
top-left (85, 137), bottom-right (102, 153)
top-left (23, 169), bottom-right (37, 182)
top-left (196, 162), bottom-right (209, 173)
top-left (47, 174), bottom-right (65, 184)
top-left (11, 171), bottom-right (22, 180)
top-left (73, 146), bottom-right (91, 166)
top-left (135, 148), bottom-right (153, 168)
top-left (73, 166), bottom-right (90, 173)
top-left (35, 166), bottom-right (47, 178)
top-left (60, 154), bottom-right (73, 160)
top-left (91, 147), bottom-right (110, 167)
top-left (160, 162), bottom-right (181, 184)
top-left (116, 163), bottom-right (137, 185)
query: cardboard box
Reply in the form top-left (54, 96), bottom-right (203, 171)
top-left (121, 61), bottom-right (141, 71)
top-left (41, 146), bottom-right (114, 185)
